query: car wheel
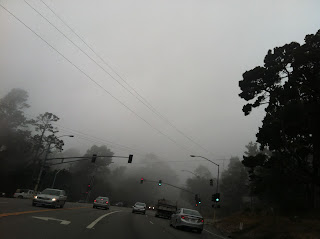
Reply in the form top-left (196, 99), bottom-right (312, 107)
top-left (132, 210), bottom-right (134, 213)
top-left (18, 195), bottom-right (23, 199)
top-left (93, 205), bottom-right (95, 208)
top-left (32, 201), bottom-right (36, 206)
top-left (60, 202), bottom-right (65, 208)
top-left (197, 229), bottom-right (203, 234)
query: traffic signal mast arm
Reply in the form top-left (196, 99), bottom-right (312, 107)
top-left (141, 178), bottom-right (196, 195)
top-left (45, 154), bottom-right (133, 166)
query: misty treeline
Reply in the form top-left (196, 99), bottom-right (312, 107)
top-left (0, 89), bottom-right (181, 204)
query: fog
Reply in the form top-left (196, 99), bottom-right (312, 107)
top-left (1, 0), bottom-right (320, 185)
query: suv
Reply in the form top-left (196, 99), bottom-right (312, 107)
top-left (93, 196), bottom-right (110, 209)
top-left (132, 202), bottom-right (146, 214)
top-left (33, 188), bottom-right (67, 208)
top-left (14, 189), bottom-right (35, 199)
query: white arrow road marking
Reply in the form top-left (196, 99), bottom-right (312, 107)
top-left (32, 216), bottom-right (71, 225)
top-left (149, 221), bottom-right (154, 224)
top-left (86, 211), bottom-right (121, 229)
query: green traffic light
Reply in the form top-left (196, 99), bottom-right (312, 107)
top-left (216, 198), bottom-right (219, 202)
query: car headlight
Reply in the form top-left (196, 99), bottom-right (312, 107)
top-left (34, 196), bottom-right (37, 199)
top-left (52, 198), bottom-right (56, 201)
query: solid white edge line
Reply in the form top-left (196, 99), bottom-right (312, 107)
top-left (204, 229), bottom-right (228, 239)
top-left (149, 221), bottom-right (154, 224)
top-left (86, 211), bottom-right (121, 229)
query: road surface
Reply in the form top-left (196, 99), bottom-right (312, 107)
top-left (0, 198), bottom-right (227, 239)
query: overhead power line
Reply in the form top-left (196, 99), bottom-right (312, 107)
top-left (37, 0), bottom-right (216, 157)
top-left (0, 2), bottom-right (192, 155)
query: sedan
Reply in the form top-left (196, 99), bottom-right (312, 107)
top-left (170, 208), bottom-right (204, 233)
top-left (93, 196), bottom-right (110, 209)
top-left (132, 202), bottom-right (146, 214)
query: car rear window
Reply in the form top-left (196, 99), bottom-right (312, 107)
top-left (97, 197), bottom-right (109, 201)
top-left (42, 189), bottom-right (61, 196)
top-left (182, 209), bottom-right (201, 216)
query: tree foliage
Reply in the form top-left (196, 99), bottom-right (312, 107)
top-left (239, 29), bottom-right (320, 209)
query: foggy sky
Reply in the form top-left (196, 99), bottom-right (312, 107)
top-left (1, 0), bottom-right (320, 182)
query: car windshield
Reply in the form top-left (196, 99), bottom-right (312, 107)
top-left (182, 209), bottom-right (201, 217)
top-left (135, 203), bottom-right (145, 206)
top-left (41, 189), bottom-right (61, 196)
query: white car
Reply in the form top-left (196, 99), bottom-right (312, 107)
top-left (32, 188), bottom-right (67, 208)
top-left (132, 202), bottom-right (146, 214)
top-left (14, 189), bottom-right (35, 199)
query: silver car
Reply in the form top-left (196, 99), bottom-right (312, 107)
top-left (33, 188), bottom-right (67, 208)
top-left (170, 208), bottom-right (204, 233)
top-left (132, 202), bottom-right (146, 214)
top-left (93, 196), bottom-right (110, 209)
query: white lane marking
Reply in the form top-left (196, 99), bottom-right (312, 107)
top-left (32, 216), bottom-right (71, 225)
top-left (204, 229), bottom-right (228, 239)
top-left (149, 221), bottom-right (154, 224)
top-left (86, 211), bottom-right (121, 229)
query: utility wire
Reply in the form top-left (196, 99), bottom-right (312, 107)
top-left (38, 0), bottom-right (216, 157)
top-left (0, 3), bottom-right (192, 154)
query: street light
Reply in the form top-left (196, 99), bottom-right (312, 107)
top-left (33, 135), bottom-right (74, 194)
top-left (181, 170), bottom-right (200, 179)
top-left (190, 155), bottom-right (220, 193)
top-left (51, 169), bottom-right (62, 188)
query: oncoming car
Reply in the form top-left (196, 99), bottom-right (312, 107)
top-left (170, 208), bottom-right (204, 233)
top-left (148, 205), bottom-right (155, 210)
top-left (33, 188), bottom-right (67, 208)
top-left (93, 196), bottom-right (110, 209)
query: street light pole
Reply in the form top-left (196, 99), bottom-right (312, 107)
top-left (190, 155), bottom-right (220, 224)
top-left (181, 170), bottom-right (200, 178)
top-left (33, 135), bottom-right (74, 194)
top-left (190, 155), bottom-right (220, 193)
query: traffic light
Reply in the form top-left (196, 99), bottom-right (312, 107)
top-left (216, 193), bottom-right (220, 202)
top-left (212, 193), bottom-right (220, 202)
top-left (128, 154), bottom-right (133, 163)
top-left (209, 179), bottom-right (213, 186)
top-left (211, 194), bottom-right (215, 201)
top-left (158, 180), bottom-right (162, 186)
top-left (195, 203), bottom-right (198, 207)
top-left (92, 154), bottom-right (97, 163)
top-left (198, 198), bottom-right (201, 204)
top-left (87, 184), bottom-right (92, 190)
top-left (140, 178), bottom-right (144, 184)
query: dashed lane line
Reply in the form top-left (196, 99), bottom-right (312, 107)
top-left (204, 229), bottom-right (228, 239)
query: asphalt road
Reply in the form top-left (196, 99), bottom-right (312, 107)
top-left (0, 198), bottom-right (227, 239)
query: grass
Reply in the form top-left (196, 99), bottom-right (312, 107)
top-left (214, 211), bottom-right (320, 239)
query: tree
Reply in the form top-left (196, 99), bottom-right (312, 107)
top-left (0, 89), bottom-right (34, 195)
top-left (239, 29), bottom-right (320, 209)
top-left (219, 157), bottom-right (249, 214)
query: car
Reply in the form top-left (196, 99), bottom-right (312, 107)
top-left (93, 196), bottom-right (110, 209)
top-left (114, 202), bottom-right (124, 207)
top-left (32, 188), bottom-right (67, 208)
top-left (148, 205), bottom-right (155, 210)
top-left (132, 202), bottom-right (146, 214)
top-left (14, 189), bottom-right (35, 199)
top-left (170, 208), bottom-right (204, 233)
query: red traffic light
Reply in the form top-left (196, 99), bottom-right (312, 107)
top-left (140, 178), bottom-right (144, 184)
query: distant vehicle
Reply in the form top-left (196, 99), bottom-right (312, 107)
top-left (93, 196), bottom-right (110, 209)
top-left (0, 192), bottom-right (6, 197)
top-left (114, 202), bottom-right (124, 207)
top-left (132, 202), bottom-right (146, 214)
top-left (148, 205), bottom-right (155, 210)
top-left (170, 208), bottom-right (204, 233)
top-left (155, 199), bottom-right (177, 218)
top-left (32, 188), bottom-right (67, 208)
top-left (13, 189), bottom-right (35, 199)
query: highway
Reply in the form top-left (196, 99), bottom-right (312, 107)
top-left (0, 198), bottom-right (227, 239)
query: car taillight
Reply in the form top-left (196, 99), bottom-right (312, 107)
top-left (101, 198), bottom-right (103, 200)
top-left (106, 201), bottom-right (108, 204)
top-left (181, 215), bottom-right (188, 219)
top-left (94, 200), bottom-right (96, 202)
top-left (198, 218), bottom-right (204, 223)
